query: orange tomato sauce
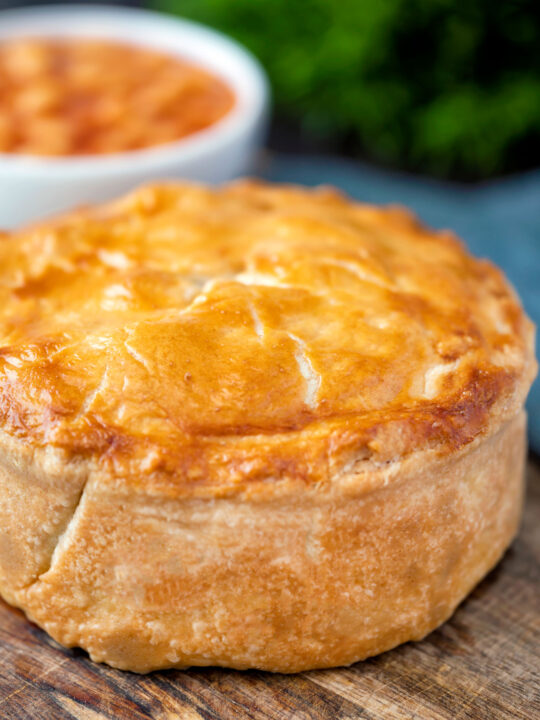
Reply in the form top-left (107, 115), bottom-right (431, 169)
top-left (0, 38), bottom-right (235, 156)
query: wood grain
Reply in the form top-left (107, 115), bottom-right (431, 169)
top-left (1, 461), bottom-right (539, 720)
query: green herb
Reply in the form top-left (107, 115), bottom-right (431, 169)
top-left (153, 0), bottom-right (540, 179)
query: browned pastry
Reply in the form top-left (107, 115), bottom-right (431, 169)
top-left (0, 181), bottom-right (536, 672)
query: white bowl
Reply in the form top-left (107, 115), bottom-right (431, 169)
top-left (0, 4), bottom-right (269, 228)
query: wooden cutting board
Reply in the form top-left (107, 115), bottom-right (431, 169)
top-left (1, 461), bottom-right (539, 720)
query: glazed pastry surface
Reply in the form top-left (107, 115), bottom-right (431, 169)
top-left (0, 181), bottom-right (534, 493)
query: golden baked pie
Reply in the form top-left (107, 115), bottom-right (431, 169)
top-left (0, 181), bottom-right (535, 672)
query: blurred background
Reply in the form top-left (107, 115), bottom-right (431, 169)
top-left (155, 0), bottom-right (540, 181)
top-left (2, 0), bottom-right (540, 181)
top-left (1, 0), bottom-right (539, 447)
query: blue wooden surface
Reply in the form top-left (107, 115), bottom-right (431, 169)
top-left (265, 155), bottom-right (540, 451)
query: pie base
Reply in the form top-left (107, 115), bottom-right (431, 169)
top-left (0, 411), bottom-right (526, 673)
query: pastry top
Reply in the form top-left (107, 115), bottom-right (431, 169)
top-left (0, 182), bottom-right (535, 494)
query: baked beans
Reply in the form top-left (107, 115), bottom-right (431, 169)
top-left (0, 38), bottom-right (235, 156)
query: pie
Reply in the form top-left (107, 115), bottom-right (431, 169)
top-left (0, 181), bottom-right (535, 672)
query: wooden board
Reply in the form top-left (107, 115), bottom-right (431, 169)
top-left (1, 461), bottom-right (539, 720)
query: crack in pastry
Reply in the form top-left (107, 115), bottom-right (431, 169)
top-left (32, 479), bottom-right (89, 590)
top-left (287, 333), bottom-right (321, 410)
top-left (247, 299), bottom-right (265, 342)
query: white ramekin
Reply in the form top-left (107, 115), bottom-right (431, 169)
top-left (0, 4), bottom-right (269, 228)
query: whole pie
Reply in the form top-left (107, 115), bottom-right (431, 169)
top-left (0, 181), bottom-right (535, 672)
